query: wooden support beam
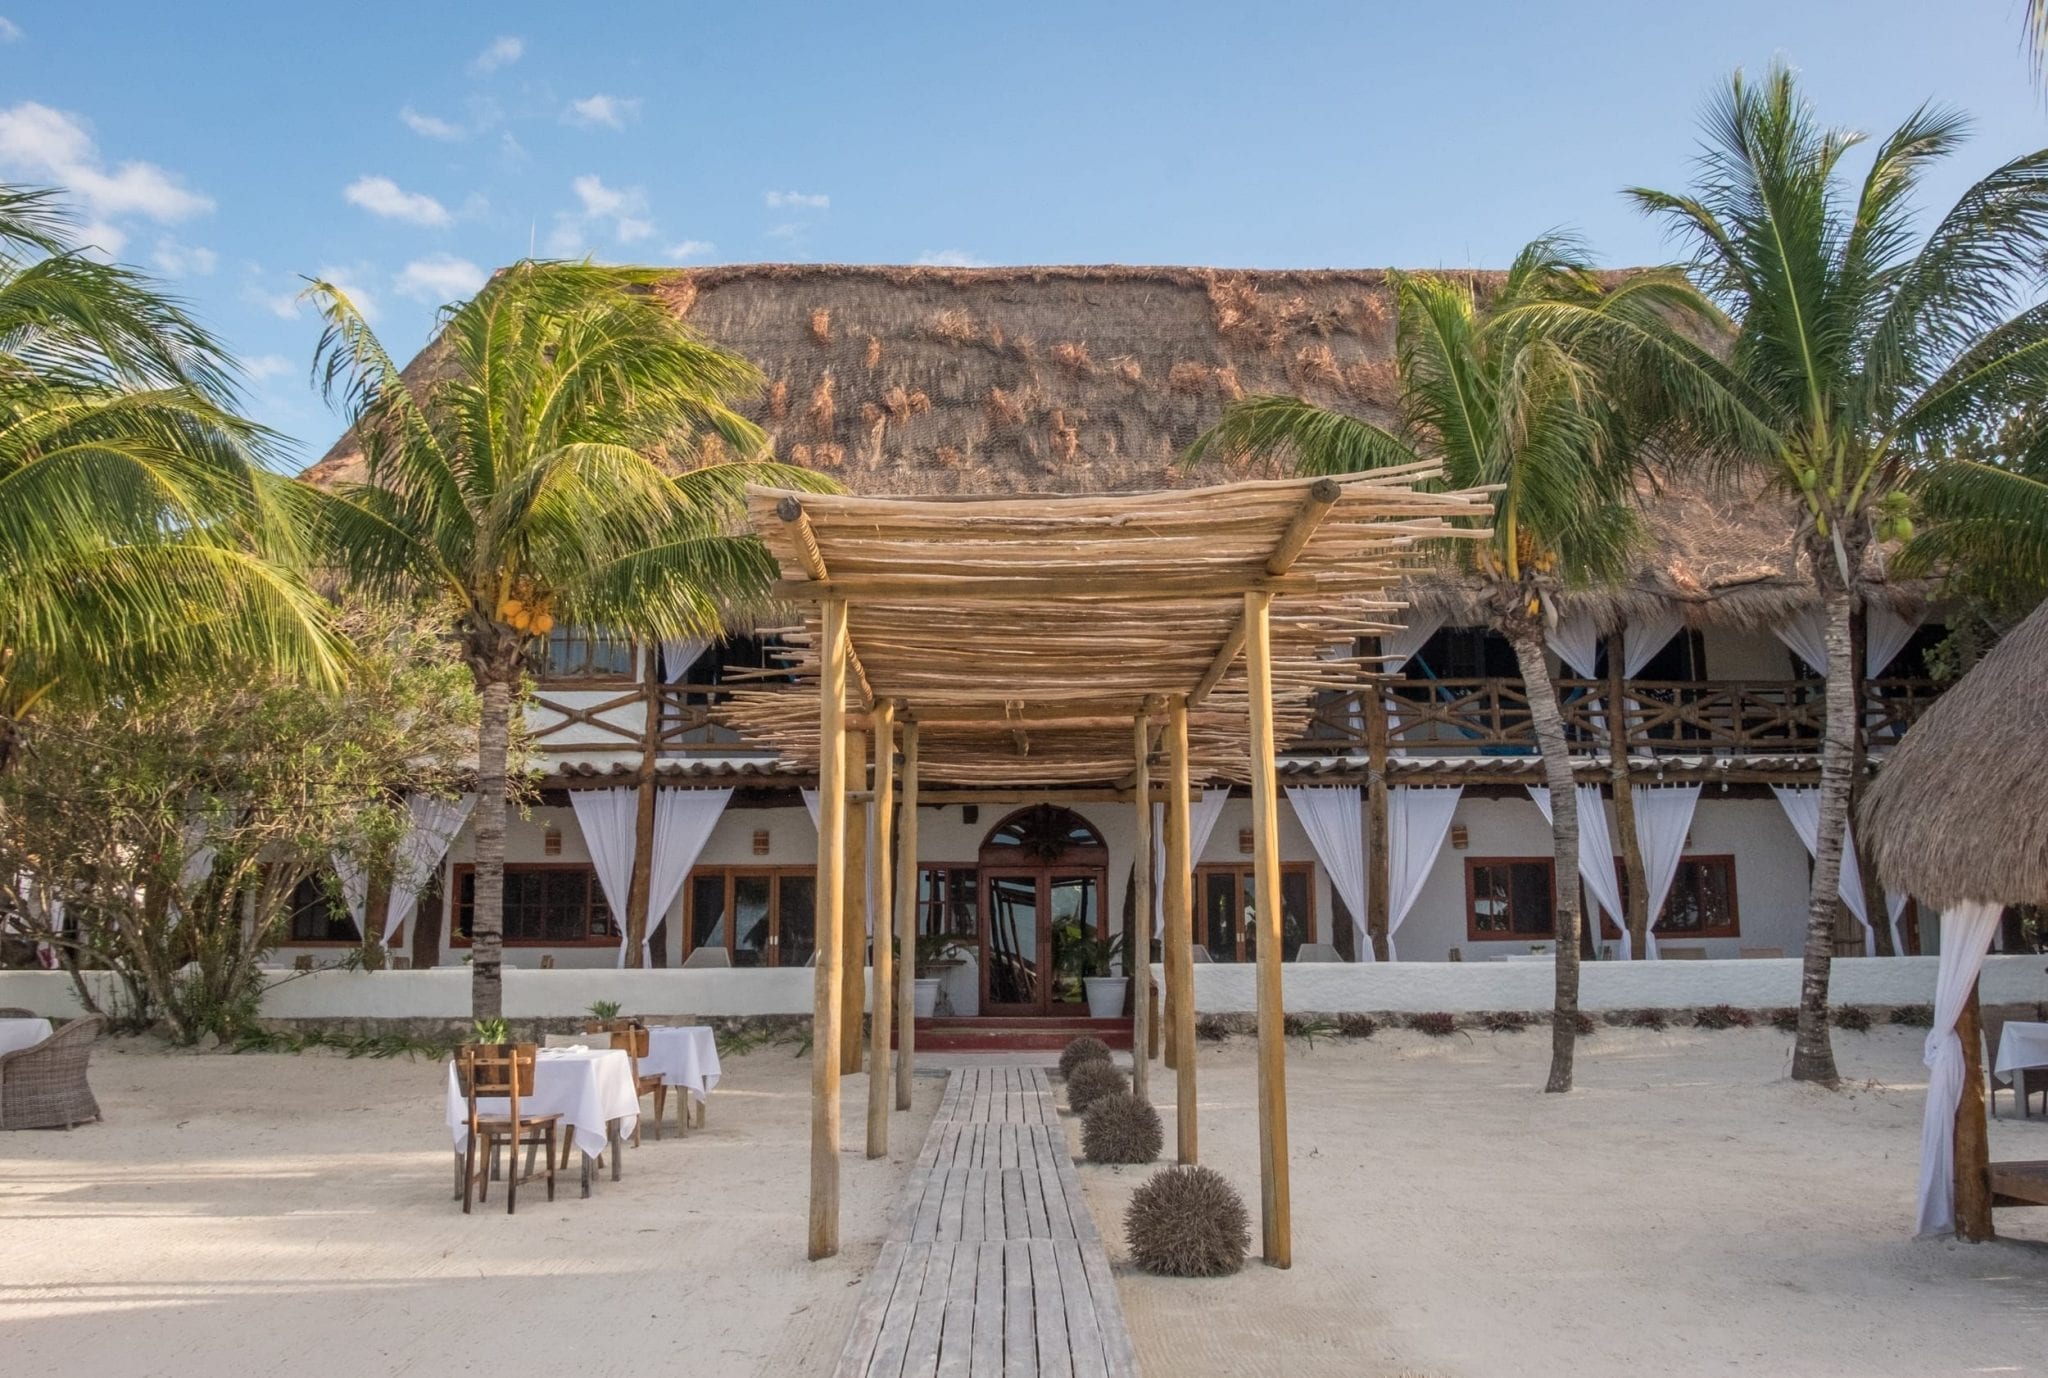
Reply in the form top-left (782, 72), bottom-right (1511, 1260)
top-left (1245, 592), bottom-right (1293, 1267)
top-left (913, 787), bottom-right (1199, 807)
top-left (1365, 687), bottom-right (1391, 962)
top-left (1188, 619), bottom-right (1249, 708)
top-left (1955, 980), bottom-right (1995, 1242)
top-left (1164, 696), bottom-right (1196, 1163)
top-left (1130, 705), bottom-right (1154, 1104)
top-left (1264, 477), bottom-right (1343, 575)
top-left (841, 728), bottom-right (869, 1076)
top-left (808, 598), bottom-right (849, 1261)
top-left (866, 702), bottom-right (896, 1158)
top-left (866, 700), bottom-right (1168, 728)
top-left (893, 720), bottom-right (920, 1113)
top-left (771, 571), bottom-right (1326, 604)
top-left (775, 496), bottom-right (874, 708)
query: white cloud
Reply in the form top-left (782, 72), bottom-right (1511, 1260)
top-left (400, 106), bottom-right (463, 141)
top-left (470, 35), bottom-right (522, 74)
top-left (615, 216), bottom-right (654, 244)
top-left (73, 219), bottom-right (125, 257)
top-left (913, 249), bottom-right (988, 268)
top-left (0, 102), bottom-right (212, 224)
top-left (396, 252), bottom-right (486, 302)
top-left (243, 354), bottom-right (294, 383)
top-left (765, 190), bottom-right (829, 210)
top-left (0, 18), bottom-right (21, 41)
top-left (572, 173), bottom-right (631, 218)
top-left (765, 222), bottom-right (802, 241)
top-left (667, 239), bottom-right (714, 261)
top-left (252, 286), bottom-right (302, 321)
top-left (565, 94), bottom-right (639, 130)
top-left (343, 174), bottom-right (451, 227)
top-left (497, 132), bottom-right (529, 169)
top-left (150, 238), bottom-right (217, 276)
top-left (555, 174), bottom-right (657, 249)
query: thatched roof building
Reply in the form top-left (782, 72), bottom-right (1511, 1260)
top-left (1862, 600), bottom-right (2048, 907)
top-left (306, 263), bottom-right (1916, 628)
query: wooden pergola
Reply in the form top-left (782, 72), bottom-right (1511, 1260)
top-left (729, 467), bottom-right (1493, 1265)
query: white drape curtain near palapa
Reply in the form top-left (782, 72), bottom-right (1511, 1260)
top-left (1284, 787), bottom-right (1367, 959)
top-left (1386, 785), bottom-right (1461, 959)
top-left (1774, 604), bottom-right (1921, 679)
top-left (1631, 783), bottom-right (1702, 959)
top-left (1546, 610), bottom-right (1683, 735)
top-left (574, 786), bottom-right (732, 966)
top-left (801, 788), bottom-right (881, 935)
top-left (382, 794), bottom-right (476, 948)
top-left (1915, 901), bottom-right (2003, 1236)
top-left (659, 637), bottom-right (713, 684)
top-left (1527, 784), bottom-right (1624, 956)
top-left (1152, 788), bottom-right (1232, 937)
top-left (1379, 614), bottom-right (1444, 753)
top-left (1771, 785), bottom-right (1892, 956)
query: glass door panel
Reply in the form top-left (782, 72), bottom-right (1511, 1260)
top-left (777, 875), bottom-right (816, 968)
top-left (1204, 872), bottom-right (1241, 963)
top-left (732, 874), bottom-right (771, 967)
top-left (690, 874), bottom-right (727, 958)
top-left (1048, 873), bottom-right (1100, 1005)
top-left (985, 873), bottom-right (1041, 1011)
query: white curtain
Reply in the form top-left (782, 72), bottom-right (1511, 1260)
top-left (382, 793), bottom-right (476, 950)
top-left (1775, 608), bottom-right (1828, 677)
top-left (1386, 785), bottom-right (1461, 960)
top-left (1623, 610), bottom-right (1683, 677)
top-left (1777, 605), bottom-right (1921, 678)
top-left (1285, 786), bottom-right (1368, 960)
top-left (1546, 613), bottom-right (1601, 679)
top-left (1632, 784), bottom-right (1702, 959)
top-left (1528, 784), bottom-right (1624, 957)
top-left (800, 786), bottom-right (879, 936)
top-left (660, 637), bottom-right (713, 684)
top-left (1916, 901), bottom-right (2004, 1236)
top-left (1379, 614), bottom-right (1445, 755)
top-left (570, 787), bottom-right (639, 963)
top-left (330, 850), bottom-right (371, 938)
top-left (645, 788), bottom-right (731, 966)
top-left (1772, 785), bottom-right (1876, 956)
top-left (1153, 788), bottom-right (1232, 937)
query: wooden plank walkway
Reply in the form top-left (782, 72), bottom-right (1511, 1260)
top-left (835, 1065), bottom-right (1140, 1377)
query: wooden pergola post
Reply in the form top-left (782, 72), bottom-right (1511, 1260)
top-left (1955, 980), bottom-right (1995, 1241)
top-left (1165, 695), bottom-right (1197, 1163)
top-left (622, 646), bottom-right (661, 967)
top-left (1364, 686), bottom-right (1391, 961)
top-left (1245, 591), bottom-right (1293, 1267)
top-left (841, 728), bottom-right (869, 1076)
top-left (809, 599), bottom-right (850, 1260)
top-left (1130, 706), bottom-right (1154, 1103)
top-left (894, 720), bottom-right (920, 1112)
top-left (866, 702), bottom-right (897, 1157)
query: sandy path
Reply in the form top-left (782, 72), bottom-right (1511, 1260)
top-left (0, 1041), bottom-right (940, 1378)
top-left (1075, 1026), bottom-right (2048, 1378)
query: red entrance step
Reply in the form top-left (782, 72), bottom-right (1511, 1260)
top-left (909, 1016), bottom-right (1131, 1054)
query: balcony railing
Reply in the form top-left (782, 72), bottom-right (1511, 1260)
top-left (1292, 678), bottom-right (1941, 756)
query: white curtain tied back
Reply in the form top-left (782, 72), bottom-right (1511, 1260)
top-left (575, 786), bottom-right (731, 966)
top-left (1772, 785), bottom-right (1878, 957)
top-left (1527, 784), bottom-right (1623, 956)
top-left (1152, 788), bottom-right (1232, 937)
top-left (383, 793), bottom-right (476, 949)
top-left (1631, 784), bottom-right (1701, 959)
top-left (1285, 787), bottom-right (1367, 960)
top-left (1385, 786), bottom-right (1461, 960)
top-left (1916, 902), bottom-right (2003, 1236)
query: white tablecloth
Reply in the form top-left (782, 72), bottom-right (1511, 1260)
top-left (0, 1018), bottom-right (52, 1056)
top-left (1995, 1021), bottom-right (2048, 1076)
top-left (445, 1047), bottom-right (640, 1160)
top-left (643, 1026), bottom-right (722, 1104)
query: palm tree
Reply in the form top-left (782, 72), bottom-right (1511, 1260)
top-left (303, 260), bottom-right (828, 1018)
top-left (1188, 239), bottom-right (1728, 1091)
top-left (1628, 65), bottom-right (2048, 1082)
top-left (0, 185), bottom-right (341, 771)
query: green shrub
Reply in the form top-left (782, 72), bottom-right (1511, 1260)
top-left (1691, 1004), bottom-right (1752, 1030)
top-left (1768, 1007), bottom-right (1801, 1033)
top-left (1832, 1004), bottom-right (1873, 1032)
top-left (1065, 1059), bottom-right (1128, 1115)
top-left (1336, 1013), bottom-right (1378, 1039)
top-left (1058, 1036), bottom-right (1113, 1080)
top-left (1081, 1092), bottom-right (1162, 1164)
top-left (1408, 1011), bottom-right (1457, 1037)
top-left (1124, 1165), bottom-right (1250, 1277)
top-left (1480, 1010), bottom-right (1531, 1033)
top-left (1625, 1008), bottom-right (1668, 1031)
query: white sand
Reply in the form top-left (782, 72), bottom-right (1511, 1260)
top-left (0, 1040), bottom-right (940, 1377)
top-left (1080, 1026), bottom-right (2048, 1378)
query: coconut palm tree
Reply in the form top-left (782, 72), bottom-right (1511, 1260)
top-left (0, 184), bottom-right (341, 771)
top-left (1188, 238), bottom-right (1729, 1091)
top-left (1628, 65), bottom-right (2048, 1082)
top-left (302, 260), bottom-right (828, 1019)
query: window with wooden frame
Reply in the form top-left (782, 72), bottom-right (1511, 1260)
top-left (917, 866), bottom-right (978, 938)
top-left (536, 627), bottom-right (637, 684)
top-left (1466, 857), bottom-right (1557, 940)
top-left (1195, 864), bottom-right (1315, 963)
top-left (452, 864), bottom-right (615, 944)
top-left (686, 867), bottom-right (817, 967)
top-left (1603, 856), bottom-right (1740, 939)
top-left (285, 873), bottom-right (357, 944)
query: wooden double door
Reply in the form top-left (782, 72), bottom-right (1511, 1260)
top-left (980, 866), bottom-right (1105, 1017)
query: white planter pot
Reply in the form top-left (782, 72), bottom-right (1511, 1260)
top-left (913, 978), bottom-right (942, 1019)
top-left (1083, 976), bottom-right (1127, 1020)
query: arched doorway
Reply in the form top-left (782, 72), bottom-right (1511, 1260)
top-left (978, 805), bottom-right (1109, 1016)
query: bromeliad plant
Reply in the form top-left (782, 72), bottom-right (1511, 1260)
top-left (299, 260), bottom-right (833, 1019)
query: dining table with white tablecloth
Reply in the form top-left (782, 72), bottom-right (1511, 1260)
top-left (444, 1046), bottom-right (640, 1161)
top-left (642, 1026), bottom-right (722, 1106)
top-left (0, 1017), bottom-right (52, 1057)
top-left (1995, 1020), bottom-right (2048, 1120)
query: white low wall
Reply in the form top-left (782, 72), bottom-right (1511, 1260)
top-left (1189, 955), bottom-right (2048, 1014)
top-left (1, 956), bottom-right (2038, 1023)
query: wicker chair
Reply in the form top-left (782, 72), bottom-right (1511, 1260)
top-left (0, 1015), bottom-right (104, 1130)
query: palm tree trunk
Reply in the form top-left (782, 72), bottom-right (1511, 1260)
top-left (1605, 632), bottom-right (1650, 958)
top-left (472, 676), bottom-right (511, 1023)
top-left (1512, 628), bottom-right (1583, 1093)
top-left (1792, 587), bottom-right (1853, 1084)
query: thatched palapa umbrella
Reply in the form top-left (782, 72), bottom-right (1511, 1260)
top-left (1862, 599), bottom-right (2048, 1242)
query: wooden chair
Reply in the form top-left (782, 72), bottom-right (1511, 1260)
top-left (456, 1045), bottom-right (560, 1214)
top-left (0, 1015), bottom-right (103, 1130)
top-left (588, 1021), bottom-right (665, 1145)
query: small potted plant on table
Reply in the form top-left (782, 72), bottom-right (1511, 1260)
top-left (456, 1018), bottom-right (538, 1094)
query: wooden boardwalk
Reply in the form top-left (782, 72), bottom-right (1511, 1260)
top-left (835, 1065), bottom-right (1140, 1377)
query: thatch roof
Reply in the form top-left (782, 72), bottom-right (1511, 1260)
top-left (304, 263), bottom-right (1917, 628)
top-left (1862, 600), bottom-right (2048, 907)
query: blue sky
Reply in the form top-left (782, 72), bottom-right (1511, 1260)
top-left (1, 0), bottom-right (2042, 464)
